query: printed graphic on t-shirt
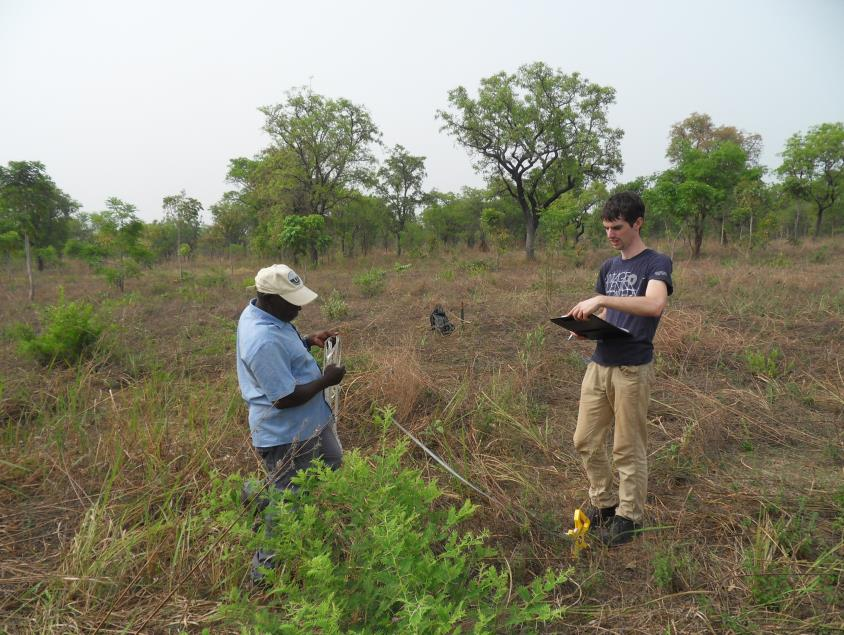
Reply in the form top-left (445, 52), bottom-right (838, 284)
top-left (605, 271), bottom-right (639, 297)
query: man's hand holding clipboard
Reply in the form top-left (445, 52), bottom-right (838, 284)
top-left (550, 314), bottom-right (631, 341)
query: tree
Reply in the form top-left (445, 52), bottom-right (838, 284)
top-left (0, 161), bottom-right (78, 300)
top-left (667, 112), bottom-right (762, 166)
top-left (162, 190), bottom-right (203, 281)
top-left (208, 190), bottom-right (256, 247)
top-left (374, 145), bottom-right (426, 255)
top-left (539, 181), bottom-right (608, 247)
top-left (733, 175), bottom-right (774, 251)
top-left (260, 88), bottom-right (381, 217)
top-left (422, 189), bottom-right (487, 249)
top-left (647, 114), bottom-right (760, 257)
top-left (162, 190), bottom-right (203, 248)
top-left (438, 62), bottom-right (623, 259)
top-left (648, 141), bottom-right (749, 258)
top-left (65, 197), bottom-right (151, 292)
top-left (776, 122), bottom-right (844, 238)
top-left (275, 214), bottom-right (331, 265)
top-left (331, 193), bottom-right (391, 257)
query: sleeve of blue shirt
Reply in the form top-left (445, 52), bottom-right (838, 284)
top-left (248, 340), bottom-right (297, 403)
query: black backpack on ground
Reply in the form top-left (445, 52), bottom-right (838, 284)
top-left (430, 305), bottom-right (455, 335)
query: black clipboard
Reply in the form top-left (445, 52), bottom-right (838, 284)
top-left (550, 314), bottom-right (631, 340)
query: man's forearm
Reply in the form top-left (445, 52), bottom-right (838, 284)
top-left (273, 377), bottom-right (329, 409)
top-left (597, 294), bottom-right (665, 318)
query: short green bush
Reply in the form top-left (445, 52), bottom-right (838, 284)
top-left (206, 409), bottom-right (570, 633)
top-left (320, 289), bottom-right (348, 320)
top-left (353, 268), bottom-right (386, 297)
top-left (12, 292), bottom-right (104, 366)
top-left (744, 346), bottom-right (791, 378)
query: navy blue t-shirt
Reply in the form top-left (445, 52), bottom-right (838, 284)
top-left (592, 249), bottom-right (673, 366)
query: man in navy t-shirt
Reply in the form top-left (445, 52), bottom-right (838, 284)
top-left (567, 191), bottom-right (673, 547)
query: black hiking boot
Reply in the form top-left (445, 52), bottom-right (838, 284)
top-left (599, 515), bottom-right (642, 547)
top-left (586, 504), bottom-right (617, 529)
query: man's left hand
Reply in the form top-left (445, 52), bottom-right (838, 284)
top-left (308, 329), bottom-right (339, 348)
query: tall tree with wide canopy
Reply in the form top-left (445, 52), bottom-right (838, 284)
top-left (438, 62), bottom-right (623, 259)
top-left (0, 161), bottom-right (78, 299)
top-left (259, 88), bottom-right (381, 217)
top-left (374, 145), bottom-right (427, 256)
top-left (648, 114), bottom-right (760, 257)
top-left (776, 122), bottom-right (844, 238)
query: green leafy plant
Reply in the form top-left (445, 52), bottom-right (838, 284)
top-left (743, 519), bottom-right (793, 609)
top-left (207, 409), bottom-right (570, 633)
top-left (652, 543), bottom-right (695, 592)
top-left (11, 290), bottom-right (103, 366)
top-left (353, 268), bottom-right (386, 297)
top-left (320, 289), bottom-right (348, 320)
top-left (744, 346), bottom-right (791, 379)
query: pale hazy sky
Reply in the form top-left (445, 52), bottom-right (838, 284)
top-left (2, 0), bottom-right (842, 221)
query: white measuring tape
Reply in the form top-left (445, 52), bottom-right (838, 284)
top-left (323, 335), bottom-right (341, 417)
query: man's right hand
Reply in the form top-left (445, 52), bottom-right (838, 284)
top-left (323, 363), bottom-right (346, 386)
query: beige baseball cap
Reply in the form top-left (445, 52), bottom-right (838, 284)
top-left (254, 264), bottom-right (318, 306)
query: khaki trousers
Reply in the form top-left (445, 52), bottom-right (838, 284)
top-left (573, 361), bottom-right (653, 523)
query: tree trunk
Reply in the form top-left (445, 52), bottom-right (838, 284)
top-left (814, 203), bottom-right (824, 239)
top-left (692, 217), bottom-right (704, 259)
top-left (176, 222), bottom-right (183, 282)
top-left (747, 212), bottom-right (754, 253)
top-left (24, 231), bottom-right (34, 301)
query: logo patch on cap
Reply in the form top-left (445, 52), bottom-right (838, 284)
top-left (288, 271), bottom-right (301, 286)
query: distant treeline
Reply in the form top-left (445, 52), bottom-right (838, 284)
top-left (2, 62), bottom-right (842, 291)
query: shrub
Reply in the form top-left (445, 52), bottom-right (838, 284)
top-left (353, 268), bottom-right (386, 297)
top-left (207, 410), bottom-right (570, 632)
top-left (320, 289), bottom-right (348, 320)
top-left (12, 291), bottom-right (103, 366)
top-left (743, 346), bottom-right (791, 379)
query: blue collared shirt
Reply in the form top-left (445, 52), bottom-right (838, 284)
top-left (236, 299), bottom-right (333, 447)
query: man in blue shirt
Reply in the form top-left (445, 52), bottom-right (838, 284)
top-left (236, 263), bottom-right (346, 580)
top-left (567, 192), bottom-right (673, 547)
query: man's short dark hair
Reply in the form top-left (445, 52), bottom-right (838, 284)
top-left (601, 191), bottom-right (645, 226)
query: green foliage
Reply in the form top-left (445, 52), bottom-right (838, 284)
top-left (320, 289), bottom-right (349, 320)
top-left (0, 160), bottom-right (79, 253)
top-left (393, 262), bottom-right (412, 272)
top-left (276, 213), bottom-right (331, 264)
top-left (518, 325), bottom-right (546, 368)
top-left (178, 242), bottom-right (191, 258)
top-left (207, 417), bottom-right (570, 632)
top-left (65, 198), bottom-right (152, 291)
top-left (743, 522), bottom-right (792, 609)
top-left (777, 122), bottom-right (844, 238)
top-left (743, 346), bottom-right (791, 379)
top-left (12, 291), bottom-right (103, 366)
top-left (259, 88), bottom-right (381, 217)
top-left (458, 258), bottom-right (492, 276)
top-left (375, 145), bottom-right (427, 256)
top-left (34, 245), bottom-right (59, 267)
top-left (647, 113), bottom-right (761, 257)
top-left (354, 267), bottom-right (386, 297)
top-left (439, 61), bottom-right (623, 259)
top-left (162, 190), bottom-right (203, 249)
top-left (651, 543), bottom-right (695, 592)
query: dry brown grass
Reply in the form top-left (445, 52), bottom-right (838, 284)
top-left (1, 240), bottom-right (842, 633)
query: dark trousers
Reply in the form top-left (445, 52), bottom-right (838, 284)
top-left (258, 422), bottom-right (343, 491)
top-left (250, 422), bottom-right (342, 580)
